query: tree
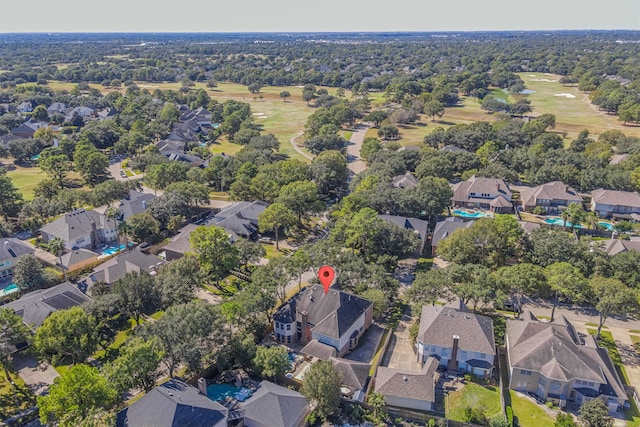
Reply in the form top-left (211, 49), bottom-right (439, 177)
top-left (31, 104), bottom-right (49, 122)
top-left (258, 203), bottom-right (296, 251)
top-left (253, 345), bottom-right (289, 383)
top-left (248, 83), bottom-right (262, 94)
top-left (35, 307), bottom-right (98, 365)
top-left (343, 207), bottom-right (385, 259)
top-left (424, 100), bottom-right (445, 121)
top-left (309, 150), bottom-right (349, 196)
top-left (236, 238), bottom-right (266, 267)
top-left (0, 167), bottom-right (22, 220)
top-left (165, 181), bottom-right (210, 206)
top-left (127, 212), bottom-right (160, 243)
top-left (378, 124), bottom-right (399, 140)
top-left (368, 391), bottom-right (386, 422)
top-left (154, 255), bottom-right (201, 307)
top-left (190, 225), bottom-right (240, 284)
top-left (563, 203), bottom-right (587, 233)
top-left (590, 276), bottom-right (639, 339)
top-left (13, 253), bottom-right (46, 291)
top-left (73, 143), bottom-right (109, 185)
top-left (279, 91), bottom-right (291, 102)
top-left (0, 308), bottom-right (30, 382)
top-left (112, 271), bottom-right (160, 325)
top-left (555, 412), bottom-right (578, 427)
top-left (407, 268), bottom-right (450, 308)
top-left (301, 360), bottom-right (343, 420)
top-left (494, 263), bottom-right (547, 314)
top-left (103, 337), bottom-right (164, 393)
top-left (579, 399), bottom-right (614, 427)
top-left (365, 110), bottom-right (388, 128)
top-left (39, 148), bottom-right (71, 189)
top-left (37, 364), bottom-right (118, 427)
top-left (276, 180), bottom-right (323, 222)
top-left (544, 262), bottom-right (588, 321)
top-left (48, 237), bottom-right (67, 282)
top-left (360, 137), bottom-right (382, 162)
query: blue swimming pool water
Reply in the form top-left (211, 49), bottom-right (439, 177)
top-left (1, 284), bottom-right (18, 296)
top-left (206, 384), bottom-right (252, 402)
top-left (101, 244), bottom-right (126, 256)
top-left (520, 89), bottom-right (537, 94)
top-left (453, 209), bottom-right (492, 219)
top-left (544, 217), bottom-right (583, 229)
top-left (598, 221), bottom-right (615, 231)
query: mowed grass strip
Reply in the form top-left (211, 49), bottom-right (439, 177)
top-left (446, 382), bottom-right (502, 422)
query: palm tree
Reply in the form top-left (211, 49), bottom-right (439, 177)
top-left (118, 220), bottom-right (131, 249)
top-left (48, 238), bottom-right (67, 282)
top-left (368, 391), bottom-right (386, 422)
top-left (560, 209), bottom-right (570, 228)
top-left (585, 211), bottom-right (598, 230)
top-left (106, 207), bottom-right (120, 247)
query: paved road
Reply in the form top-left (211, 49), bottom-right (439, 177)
top-left (345, 124), bottom-right (369, 174)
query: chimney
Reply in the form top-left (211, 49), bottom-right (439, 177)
top-left (448, 335), bottom-right (460, 373)
top-left (142, 200), bottom-right (147, 209)
top-left (197, 377), bottom-right (207, 395)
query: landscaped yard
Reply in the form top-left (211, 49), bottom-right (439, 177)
top-left (446, 382), bottom-right (502, 422)
top-left (4, 164), bottom-right (47, 201)
top-left (509, 390), bottom-right (555, 427)
top-left (0, 370), bottom-right (35, 419)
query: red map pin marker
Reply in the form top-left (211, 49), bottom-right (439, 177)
top-left (318, 265), bottom-right (335, 294)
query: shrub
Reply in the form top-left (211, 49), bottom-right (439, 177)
top-left (506, 406), bottom-right (514, 426)
top-left (532, 206), bottom-right (546, 215)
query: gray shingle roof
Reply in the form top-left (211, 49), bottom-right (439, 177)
top-left (163, 224), bottom-right (199, 257)
top-left (330, 357), bottom-right (370, 391)
top-left (375, 357), bottom-right (439, 403)
top-left (506, 314), bottom-right (626, 399)
top-left (116, 378), bottom-right (228, 427)
top-left (599, 239), bottom-right (640, 256)
top-left (0, 238), bottom-right (34, 262)
top-left (301, 340), bottom-right (337, 360)
top-left (378, 214), bottom-right (429, 246)
top-left (418, 303), bottom-right (495, 355)
top-left (239, 380), bottom-right (309, 427)
top-left (87, 250), bottom-right (163, 285)
top-left (1, 282), bottom-right (91, 329)
top-left (275, 285), bottom-right (372, 341)
top-left (40, 209), bottom-right (106, 242)
top-left (431, 217), bottom-right (474, 248)
top-left (591, 188), bottom-right (640, 209)
top-left (210, 201), bottom-right (269, 237)
top-left (59, 248), bottom-right (98, 268)
top-left (520, 181), bottom-right (582, 207)
top-left (391, 172), bottom-right (419, 189)
top-left (119, 191), bottom-right (156, 220)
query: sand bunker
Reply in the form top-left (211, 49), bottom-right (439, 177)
top-left (527, 74), bottom-right (537, 77)
top-left (554, 93), bottom-right (576, 98)
top-left (532, 78), bottom-right (557, 83)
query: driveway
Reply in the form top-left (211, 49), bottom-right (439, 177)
top-left (381, 311), bottom-right (422, 372)
top-left (345, 124), bottom-right (369, 174)
top-left (345, 324), bottom-right (385, 364)
top-left (12, 354), bottom-right (59, 396)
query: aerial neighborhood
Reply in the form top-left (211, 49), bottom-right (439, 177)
top-left (1, 30), bottom-right (640, 427)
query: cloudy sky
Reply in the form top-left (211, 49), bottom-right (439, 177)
top-left (0, 0), bottom-right (638, 33)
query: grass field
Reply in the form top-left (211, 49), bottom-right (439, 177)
top-left (2, 163), bottom-right (47, 201)
top-left (510, 391), bottom-right (555, 427)
top-left (0, 370), bottom-right (35, 419)
top-left (446, 382), bottom-right (502, 422)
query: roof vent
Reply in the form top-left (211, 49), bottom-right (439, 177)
top-left (403, 376), bottom-right (408, 381)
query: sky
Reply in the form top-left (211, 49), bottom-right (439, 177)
top-left (0, 0), bottom-right (639, 33)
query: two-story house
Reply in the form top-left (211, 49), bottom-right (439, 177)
top-left (506, 312), bottom-right (627, 412)
top-left (273, 284), bottom-right (373, 358)
top-left (451, 176), bottom-right (513, 213)
top-left (519, 181), bottom-right (582, 214)
top-left (40, 208), bottom-right (117, 250)
top-left (590, 188), bottom-right (640, 219)
top-left (0, 238), bottom-right (35, 284)
top-left (416, 300), bottom-right (495, 378)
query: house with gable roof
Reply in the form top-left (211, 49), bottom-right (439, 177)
top-left (273, 284), bottom-right (373, 357)
top-left (391, 171), bottom-right (419, 189)
top-left (416, 300), bottom-right (495, 378)
top-left (519, 181), bottom-right (582, 214)
top-left (378, 214), bottom-right (429, 255)
top-left (0, 238), bottom-right (35, 284)
top-left (590, 188), bottom-right (640, 219)
top-left (375, 357), bottom-right (440, 412)
top-left (430, 217), bottom-right (474, 256)
top-left (451, 175), bottom-right (513, 213)
top-left (506, 312), bottom-right (627, 411)
top-left (208, 200), bottom-right (269, 240)
top-left (238, 380), bottom-right (310, 427)
top-left (39, 208), bottom-right (117, 250)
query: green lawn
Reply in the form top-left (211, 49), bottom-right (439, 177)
top-left (0, 370), bottom-right (35, 419)
top-left (510, 391), bottom-right (555, 427)
top-left (446, 382), bottom-right (502, 422)
top-left (5, 164), bottom-right (47, 201)
top-left (93, 317), bottom-right (146, 364)
top-left (261, 243), bottom-right (282, 259)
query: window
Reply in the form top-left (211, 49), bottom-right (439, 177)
top-left (461, 351), bottom-right (467, 359)
top-left (441, 348), bottom-right (448, 357)
top-left (430, 346), bottom-right (437, 352)
top-left (550, 381), bottom-right (562, 392)
top-left (520, 369), bottom-right (532, 376)
top-left (286, 324), bottom-right (291, 331)
top-left (479, 353), bottom-right (486, 359)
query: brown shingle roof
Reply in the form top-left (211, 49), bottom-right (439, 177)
top-left (591, 189), bottom-right (640, 209)
top-left (375, 357), bottom-right (439, 403)
top-left (520, 181), bottom-right (582, 207)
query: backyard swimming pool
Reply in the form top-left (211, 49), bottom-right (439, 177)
top-left (453, 209), bottom-right (493, 219)
top-left (544, 217), bottom-right (583, 229)
top-left (206, 384), bottom-right (253, 402)
top-left (101, 244), bottom-right (126, 256)
top-left (1, 284), bottom-right (18, 296)
top-left (598, 221), bottom-right (615, 231)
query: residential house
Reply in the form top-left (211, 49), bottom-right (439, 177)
top-left (590, 189), bottom-right (640, 219)
top-left (599, 239), bottom-right (640, 256)
top-left (118, 190), bottom-right (156, 221)
top-left (209, 200), bottom-right (269, 239)
top-left (518, 221), bottom-right (541, 235)
top-left (2, 282), bottom-right (92, 329)
top-left (97, 107), bottom-right (118, 120)
top-left (416, 300), bottom-right (496, 378)
top-left (17, 101), bottom-right (33, 113)
top-left (330, 357), bottom-right (370, 401)
top-left (0, 133), bottom-right (20, 149)
top-left (116, 378), bottom-right (228, 427)
top-left (40, 208), bottom-right (117, 250)
top-left (391, 171), bottom-right (419, 189)
top-left (83, 249), bottom-right (164, 287)
top-left (506, 312), bottom-right (627, 411)
top-left (64, 106), bottom-right (95, 121)
top-left (47, 102), bottom-right (67, 115)
top-left (378, 214), bottom-right (429, 255)
top-left (519, 181), bottom-right (582, 214)
top-left (11, 119), bottom-right (47, 138)
top-left (162, 223), bottom-right (198, 261)
top-left (0, 238), bottom-right (35, 284)
top-left (238, 380), bottom-right (310, 427)
top-left (181, 107), bottom-right (212, 127)
top-left (167, 120), bottom-right (202, 142)
top-left (374, 357), bottom-right (439, 412)
top-left (59, 248), bottom-right (99, 273)
top-left (451, 175), bottom-right (513, 213)
top-left (273, 284), bottom-right (373, 357)
top-left (430, 217), bottom-right (474, 257)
